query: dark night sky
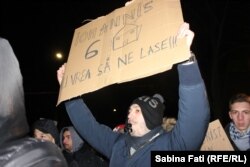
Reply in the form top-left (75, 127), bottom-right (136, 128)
top-left (1, 0), bottom-right (250, 131)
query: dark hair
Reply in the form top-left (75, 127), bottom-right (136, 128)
top-left (63, 127), bottom-right (69, 133)
top-left (229, 93), bottom-right (250, 108)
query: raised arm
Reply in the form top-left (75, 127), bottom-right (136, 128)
top-left (169, 22), bottom-right (210, 150)
top-left (56, 63), bottom-right (120, 158)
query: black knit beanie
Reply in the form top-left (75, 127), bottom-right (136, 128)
top-left (132, 94), bottom-right (165, 130)
top-left (33, 118), bottom-right (59, 145)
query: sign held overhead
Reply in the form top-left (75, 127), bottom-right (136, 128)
top-left (57, 0), bottom-right (189, 105)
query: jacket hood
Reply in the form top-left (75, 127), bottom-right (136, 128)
top-left (0, 38), bottom-right (29, 146)
top-left (60, 126), bottom-right (84, 152)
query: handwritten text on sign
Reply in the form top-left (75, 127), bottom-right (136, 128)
top-left (57, 0), bottom-right (188, 105)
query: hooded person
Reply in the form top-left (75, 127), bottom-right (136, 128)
top-left (0, 37), bottom-right (67, 167)
top-left (60, 126), bottom-right (109, 167)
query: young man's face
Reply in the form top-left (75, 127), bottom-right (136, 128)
top-left (127, 104), bottom-right (149, 136)
top-left (34, 129), bottom-right (55, 143)
top-left (63, 130), bottom-right (73, 152)
top-left (229, 102), bottom-right (250, 132)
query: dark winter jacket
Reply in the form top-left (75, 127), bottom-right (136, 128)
top-left (0, 38), bottom-right (67, 167)
top-left (65, 62), bottom-right (210, 166)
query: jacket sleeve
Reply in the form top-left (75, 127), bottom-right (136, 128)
top-left (65, 98), bottom-right (120, 158)
top-left (170, 62), bottom-right (210, 150)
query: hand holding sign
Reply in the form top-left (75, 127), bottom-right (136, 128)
top-left (177, 22), bottom-right (194, 53)
top-left (57, 0), bottom-right (189, 105)
top-left (57, 63), bottom-right (66, 85)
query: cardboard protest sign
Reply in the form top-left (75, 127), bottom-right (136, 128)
top-left (200, 119), bottom-right (234, 151)
top-left (57, 0), bottom-right (189, 105)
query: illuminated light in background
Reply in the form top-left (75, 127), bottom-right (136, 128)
top-left (113, 108), bottom-right (117, 112)
top-left (56, 52), bottom-right (63, 60)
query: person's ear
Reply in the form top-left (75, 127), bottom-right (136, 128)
top-left (228, 111), bottom-right (233, 120)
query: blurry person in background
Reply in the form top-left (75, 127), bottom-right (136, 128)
top-left (162, 117), bottom-right (177, 132)
top-left (0, 37), bottom-right (67, 167)
top-left (33, 118), bottom-right (60, 146)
